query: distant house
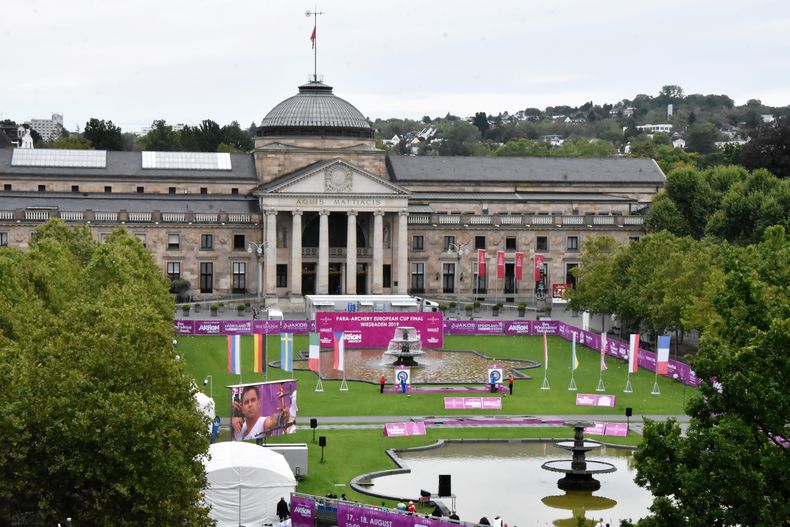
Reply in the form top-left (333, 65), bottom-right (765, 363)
top-left (635, 124), bottom-right (672, 134)
top-left (382, 134), bottom-right (401, 147)
top-left (672, 137), bottom-right (686, 149)
top-left (761, 114), bottom-right (775, 123)
top-left (538, 134), bottom-right (564, 147)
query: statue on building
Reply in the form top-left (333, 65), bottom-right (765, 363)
top-left (20, 127), bottom-right (34, 149)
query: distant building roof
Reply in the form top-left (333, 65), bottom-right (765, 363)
top-left (387, 156), bottom-right (665, 184)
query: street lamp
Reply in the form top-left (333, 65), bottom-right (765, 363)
top-left (247, 241), bottom-right (269, 306)
top-left (203, 375), bottom-right (213, 400)
top-left (446, 242), bottom-right (470, 296)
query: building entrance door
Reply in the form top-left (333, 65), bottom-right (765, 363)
top-left (355, 263), bottom-right (368, 294)
top-left (329, 262), bottom-right (343, 294)
top-left (301, 263), bottom-right (316, 295)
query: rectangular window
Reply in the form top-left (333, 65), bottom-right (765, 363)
top-left (567, 236), bottom-right (579, 251)
top-left (504, 263), bottom-right (516, 293)
top-left (100, 233), bottom-right (110, 244)
top-left (231, 188), bottom-right (239, 195)
top-left (566, 263), bottom-right (579, 289)
top-left (475, 235), bottom-right (486, 250)
top-left (383, 264), bottom-right (391, 288)
top-left (104, 186), bottom-right (112, 193)
top-left (276, 264), bottom-right (288, 288)
top-left (167, 233), bottom-right (180, 250)
top-left (629, 236), bottom-right (640, 243)
top-left (200, 262), bottom-right (213, 293)
top-left (71, 185), bottom-right (79, 192)
top-left (168, 187), bottom-right (176, 194)
top-left (201, 233), bottom-right (213, 250)
top-left (0, 232), bottom-right (8, 246)
top-left (38, 184), bottom-right (45, 192)
top-left (412, 235), bottom-right (424, 251)
top-left (233, 234), bottom-right (245, 250)
top-left (443, 235), bottom-right (455, 251)
top-left (200, 187), bottom-right (208, 194)
top-left (442, 262), bottom-right (456, 293)
top-left (3, 184), bottom-right (10, 191)
top-left (505, 236), bottom-right (517, 250)
top-left (135, 233), bottom-right (146, 248)
top-left (232, 262), bottom-right (246, 293)
top-left (536, 236), bottom-right (548, 251)
top-left (136, 186), bottom-right (144, 193)
top-left (410, 262), bottom-right (424, 293)
top-left (166, 261), bottom-right (181, 280)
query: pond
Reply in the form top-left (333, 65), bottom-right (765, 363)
top-left (361, 441), bottom-right (652, 527)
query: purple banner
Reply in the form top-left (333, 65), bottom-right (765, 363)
top-left (223, 320), bottom-right (253, 334)
top-left (193, 320), bottom-right (224, 335)
top-left (443, 397), bottom-right (502, 410)
top-left (604, 423), bottom-right (629, 436)
top-left (532, 320), bottom-right (560, 335)
top-left (383, 422), bottom-right (426, 437)
top-left (475, 320), bottom-right (505, 334)
top-left (584, 422), bottom-right (606, 436)
top-left (337, 502), bottom-right (460, 527)
top-left (175, 319), bottom-right (315, 335)
top-left (504, 320), bottom-right (532, 335)
top-left (575, 393), bottom-right (617, 407)
top-left (444, 320), bottom-right (477, 335)
top-left (290, 495), bottom-right (315, 527)
top-left (316, 312), bottom-right (444, 349)
top-left (174, 320), bottom-right (194, 334)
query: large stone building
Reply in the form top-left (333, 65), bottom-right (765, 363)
top-left (0, 81), bottom-right (664, 307)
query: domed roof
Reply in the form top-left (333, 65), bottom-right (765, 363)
top-left (259, 81), bottom-right (373, 138)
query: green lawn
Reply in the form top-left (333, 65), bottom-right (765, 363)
top-left (178, 334), bottom-right (693, 417)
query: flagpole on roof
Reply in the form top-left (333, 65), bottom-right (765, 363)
top-left (306, 5), bottom-right (325, 82)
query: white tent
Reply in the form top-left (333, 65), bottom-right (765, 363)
top-left (203, 441), bottom-right (297, 527)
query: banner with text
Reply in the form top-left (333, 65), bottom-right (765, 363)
top-left (315, 312), bottom-right (444, 349)
top-left (290, 495), bottom-right (315, 527)
top-left (383, 422), bottom-right (426, 437)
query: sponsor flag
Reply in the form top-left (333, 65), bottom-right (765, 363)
top-left (280, 333), bottom-right (293, 372)
top-left (572, 332), bottom-right (579, 371)
top-left (515, 251), bottom-right (524, 280)
top-left (656, 335), bottom-right (671, 374)
top-left (600, 332), bottom-right (608, 371)
top-left (496, 250), bottom-right (505, 280)
top-left (310, 26), bottom-right (316, 48)
top-left (308, 332), bottom-right (320, 373)
top-left (628, 333), bottom-right (640, 373)
top-left (333, 331), bottom-right (345, 371)
top-left (477, 249), bottom-right (487, 278)
top-left (227, 335), bottom-right (241, 375)
top-left (534, 254), bottom-right (544, 281)
top-left (543, 332), bottom-right (549, 369)
top-left (253, 334), bottom-right (264, 373)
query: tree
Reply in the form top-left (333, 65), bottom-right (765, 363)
top-left (50, 135), bottom-right (93, 150)
top-left (685, 122), bottom-right (719, 154)
top-left (0, 220), bottom-right (211, 526)
top-left (632, 227), bottom-right (790, 526)
top-left (221, 121), bottom-right (254, 152)
top-left (83, 118), bottom-right (123, 150)
top-left (739, 116), bottom-right (790, 179)
top-left (137, 120), bottom-right (182, 151)
top-left (472, 112), bottom-right (490, 136)
top-left (566, 236), bottom-right (620, 328)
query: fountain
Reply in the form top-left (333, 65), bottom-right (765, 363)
top-left (383, 327), bottom-right (426, 366)
top-left (541, 421), bottom-right (616, 491)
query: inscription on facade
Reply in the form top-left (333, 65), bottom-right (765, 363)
top-left (294, 198), bottom-right (384, 207)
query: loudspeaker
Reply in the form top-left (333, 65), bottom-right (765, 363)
top-left (438, 474), bottom-right (451, 497)
top-left (625, 407), bottom-right (633, 417)
top-left (318, 436), bottom-right (327, 447)
top-left (310, 418), bottom-right (318, 429)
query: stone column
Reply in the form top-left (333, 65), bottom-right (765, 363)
top-left (397, 210), bottom-right (409, 294)
top-left (265, 209), bottom-right (277, 296)
top-left (318, 210), bottom-right (330, 294)
top-left (346, 210), bottom-right (357, 295)
top-left (372, 210), bottom-right (384, 294)
top-left (290, 210), bottom-right (302, 297)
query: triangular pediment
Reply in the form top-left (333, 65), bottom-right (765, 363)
top-left (256, 159), bottom-right (409, 197)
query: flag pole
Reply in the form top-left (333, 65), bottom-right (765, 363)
top-left (651, 370), bottom-right (661, 395)
top-left (568, 332), bottom-right (577, 391)
top-left (624, 371), bottom-right (633, 393)
top-left (596, 368), bottom-right (605, 392)
top-left (315, 337), bottom-right (324, 392)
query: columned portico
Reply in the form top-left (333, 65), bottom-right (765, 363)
top-left (397, 210), bottom-right (408, 294)
top-left (318, 210), bottom-right (330, 294)
top-left (290, 210), bottom-right (302, 296)
top-left (372, 210), bottom-right (384, 294)
top-left (346, 210), bottom-right (358, 294)
top-left (265, 209), bottom-right (277, 296)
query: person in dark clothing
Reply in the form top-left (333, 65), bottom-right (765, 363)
top-left (479, 516), bottom-right (491, 526)
top-left (276, 497), bottom-right (290, 521)
top-left (431, 505), bottom-right (443, 517)
top-left (508, 376), bottom-right (514, 395)
top-left (449, 511), bottom-right (460, 521)
top-left (379, 375), bottom-right (386, 394)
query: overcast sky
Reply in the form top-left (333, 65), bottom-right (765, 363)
top-left (3, 0), bottom-right (789, 133)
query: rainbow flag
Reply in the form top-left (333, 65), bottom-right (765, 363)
top-left (628, 334), bottom-right (640, 373)
top-left (308, 332), bottom-right (320, 373)
top-left (253, 334), bottom-right (264, 373)
top-left (333, 332), bottom-right (345, 371)
top-left (280, 333), bottom-right (293, 372)
top-left (227, 335), bottom-right (241, 375)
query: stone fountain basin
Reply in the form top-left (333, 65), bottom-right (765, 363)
top-left (541, 459), bottom-right (617, 475)
top-left (555, 440), bottom-right (602, 451)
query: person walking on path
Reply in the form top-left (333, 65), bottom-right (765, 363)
top-left (508, 376), bottom-right (514, 395)
top-left (379, 375), bottom-right (386, 394)
top-left (276, 497), bottom-right (290, 521)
